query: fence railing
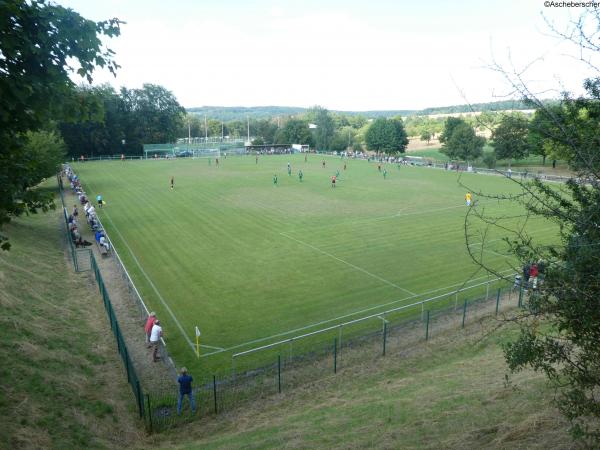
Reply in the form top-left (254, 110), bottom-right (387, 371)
top-left (90, 252), bottom-right (146, 419)
top-left (72, 155), bottom-right (144, 162)
top-left (57, 175), bottom-right (146, 421)
top-left (230, 275), bottom-right (511, 369)
top-left (91, 212), bottom-right (178, 379)
top-left (145, 280), bottom-right (524, 432)
top-left (58, 166), bottom-right (529, 433)
top-left (61, 207), bottom-right (92, 272)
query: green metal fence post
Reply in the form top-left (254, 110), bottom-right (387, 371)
top-left (382, 322), bottom-right (387, 356)
top-left (278, 354), bottom-right (282, 394)
top-left (213, 375), bottom-right (218, 414)
top-left (136, 380), bottom-right (144, 418)
top-left (124, 347), bottom-right (131, 382)
top-left (425, 310), bottom-right (430, 341)
top-left (462, 299), bottom-right (468, 328)
top-left (333, 337), bottom-right (337, 374)
top-left (518, 286), bottom-right (524, 308)
top-left (495, 288), bottom-right (501, 315)
top-left (146, 394), bottom-right (153, 433)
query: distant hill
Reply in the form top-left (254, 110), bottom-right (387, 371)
top-left (186, 100), bottom-right (546, 121)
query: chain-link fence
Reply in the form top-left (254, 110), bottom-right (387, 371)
top-left (59, 178), bottom-right (91, 273)
top-left (58, 173), bottom-right (146, 421)
top-left (58, 167), bottom-right (527, 434)
top-left (90, 253), bottom-right (146, 419)
top-left (144, 281), bottom-right (523, 432)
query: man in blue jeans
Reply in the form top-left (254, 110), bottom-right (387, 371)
top-left (177, 367), bottom-right (196, 414)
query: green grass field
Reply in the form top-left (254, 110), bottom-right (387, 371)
top-left (74, 154), bottom-right (557, 374)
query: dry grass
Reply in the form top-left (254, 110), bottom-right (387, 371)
top-left (0, 189), bottom-right (144, 449)
top-left (0, 182), bottom-right (587, 449)
top-left (151, 313), bottom-right (579, 450)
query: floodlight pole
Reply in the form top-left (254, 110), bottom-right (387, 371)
top-left (204, 115), bottom-right (208, 141)
top-left (247, 116), bottom-right (250, 142)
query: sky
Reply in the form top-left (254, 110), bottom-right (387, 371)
top-left (54, 0), bottom-right (595, 111)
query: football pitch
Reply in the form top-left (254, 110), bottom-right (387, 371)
top-left (75, 154), bottom-right (556, 374)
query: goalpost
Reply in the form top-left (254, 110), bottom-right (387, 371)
top-left (143, 144), bottom-right (175, 159)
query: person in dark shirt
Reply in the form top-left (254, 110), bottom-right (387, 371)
top-left (177, 367), bottom-right (196, 414)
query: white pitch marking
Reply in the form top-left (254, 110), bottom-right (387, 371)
top-left (85, 178), bottom-right (198, 354)
top-left (200, 344), bottom-right (225, 350)
top-left (280, 232), bottom-right (417, 296)
top-left (199, 267), bottom-right (518, 357)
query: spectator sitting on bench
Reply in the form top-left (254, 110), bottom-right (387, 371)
top-left (99, 235), bottom-right (110, 252)
top-left (91, 219), bottom-right (101, 231)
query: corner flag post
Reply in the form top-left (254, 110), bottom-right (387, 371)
top-left (195, 326), bottom-right (201, 358)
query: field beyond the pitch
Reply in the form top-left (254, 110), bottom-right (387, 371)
top-left (75, 154), bottom-right (555, 374)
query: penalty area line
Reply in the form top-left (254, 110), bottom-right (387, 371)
top-left (199, 267), bottom-right (518, 358)
top-left (279, 232), bottom-right (417, 296)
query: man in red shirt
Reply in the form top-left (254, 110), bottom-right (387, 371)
top-left (529, 263), bottom-right (539, 289)
top-left (144, 312), bottom-right (157, 347)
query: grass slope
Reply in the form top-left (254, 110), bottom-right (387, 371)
top-left (74, 155), bottom-right (557, 373)
top-left (0, 193), bottom-right (575, 449)
top-left (159, 317), bottom-right (572, 449)
top-left (0, 185), bottom-right (141, 449)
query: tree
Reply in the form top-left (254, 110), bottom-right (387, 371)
top-left (58, 84), bottom-right (127, 157)
top-left (120, 84), bottom-right (185, 149)
top-left (440, 122), bottom-right (485, 162)
top-left (0, 0), bottom-right (121, 249)
top-left (179, 113), bottom-right (204, 139)
top-left (365, 118), bottom-right (409, 154)
top-left (527, 105), bottom-right (581, 166)
top-left (253, 119), bottom-right (278, 144)
top-left (439, 117), bottom-right (467, 144)
top-left (22, 130), bottom-right (67, 185)
top-left (274, 119), bottom-right (314, 146)
top-left (420, 129), bottom-right (432, 145)
top-left (330, 132), bottom-right (350, 152)
top-left (491, 114), bottom-right (530, 166)
top-left (310, 106), bottom-right (335, 151)
top-left (465, 9), bottom-right (600, 444)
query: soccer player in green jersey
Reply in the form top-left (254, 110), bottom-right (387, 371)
top-left (383, 168), bottom-right (387, 179)
top-left (298, 169), bottom-right (303, 182)
top-left (273, 174), bottom-right (278, 186)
